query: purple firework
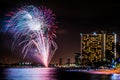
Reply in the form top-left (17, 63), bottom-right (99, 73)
top-left (5, 5), bottom-right (58, 67)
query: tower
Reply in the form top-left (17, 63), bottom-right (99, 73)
top-left (67, 58), bottom-right (70, 66)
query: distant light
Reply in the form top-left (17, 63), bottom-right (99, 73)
top-left (113, 32), bottom-right (115, 34)
top-left (112, 65), bottom-right (115, 68)
top-left (80, 33), bottom-right (82, 35)
top-left (93, 32), bottom-right (96, 35)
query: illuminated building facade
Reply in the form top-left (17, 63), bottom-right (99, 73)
top-left (80, 32), bottom-right (117, 65)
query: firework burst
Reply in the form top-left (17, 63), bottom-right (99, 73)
top-left (5, 5), bottom-right (58, 67)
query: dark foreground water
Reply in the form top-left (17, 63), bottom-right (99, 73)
top-left (0, 68), bottom-right (120, 80)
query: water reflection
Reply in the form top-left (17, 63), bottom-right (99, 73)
top-left (4, 68), bottom-right (57, 80)
top-left (1, 68), bottom-right (120, 80)
top-left (111, 74), bottom-right (120, 80)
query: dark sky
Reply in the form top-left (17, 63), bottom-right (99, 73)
top-left (0, 0), bottom-right (120, 64)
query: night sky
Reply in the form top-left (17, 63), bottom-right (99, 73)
top-left (0, 0), bottom-right (120, 64)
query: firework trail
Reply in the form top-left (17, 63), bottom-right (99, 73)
top-left (5, 5), bottom-right (58, 67)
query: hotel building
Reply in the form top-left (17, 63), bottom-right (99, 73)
top-left (80, 32), bottom-right (117, 65)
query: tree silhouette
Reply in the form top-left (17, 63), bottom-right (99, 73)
top-left (105, 50), bottom-right (114, 63)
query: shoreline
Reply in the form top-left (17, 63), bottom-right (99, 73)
top-left (65, 68), bottom-right (120, 74)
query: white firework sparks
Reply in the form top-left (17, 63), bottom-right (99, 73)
top-left (5, 5), bottom-right (58, 67)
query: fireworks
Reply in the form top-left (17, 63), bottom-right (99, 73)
top-left (5, 5), bottom-right (58, 67)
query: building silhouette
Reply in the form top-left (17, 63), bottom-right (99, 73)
top-left (59, 58), bottom-right (62, 66)
top-left (67, 58), bottom-right (70, 66)
top-left (80, 31), bottom-right (117, 65)
top-left (74, 53), bottom-right (81, 65)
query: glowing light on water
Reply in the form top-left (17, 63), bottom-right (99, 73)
top-left (111, 74), bottom-right (120, 80)
top-left (5, 68), bottom-right (57, 80)
top-left (5, 5), bottom-right (58, 67)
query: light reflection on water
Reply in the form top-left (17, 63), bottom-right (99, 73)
top-left (3, 68), bottom-right (57, 80)
top-left (1, 68), bottom-right (120, 80)
top-left (111, 74), bottom-right (120, 80)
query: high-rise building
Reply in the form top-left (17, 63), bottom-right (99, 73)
top-left (67, 58), bottom-right (70, 66)
top-left (80, 32), bottom-right (117, 65)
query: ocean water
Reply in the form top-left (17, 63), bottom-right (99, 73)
top-left (0, 68), bottom-right (120, 80)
